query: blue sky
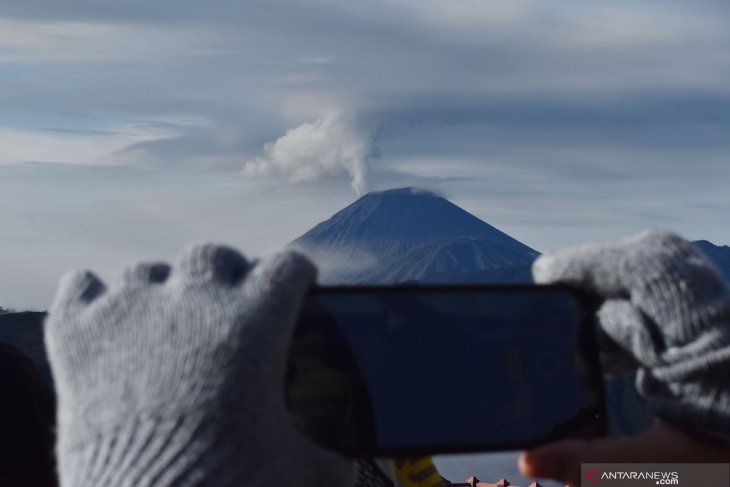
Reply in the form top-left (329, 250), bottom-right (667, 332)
top-left (1, 0), bottom-right (730, 308)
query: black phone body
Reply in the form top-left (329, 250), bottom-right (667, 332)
top-left (286, 284), bottom-right (606, 457)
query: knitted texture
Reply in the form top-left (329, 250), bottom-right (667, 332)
top-left (533, 229), bottom-right (730, 443)
top-left (44, 244), bottom-right (354, 487)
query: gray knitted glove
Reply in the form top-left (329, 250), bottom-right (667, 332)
top-left (44, 244), bottom-right (354, 487)
top-left (532, 229), bottom-right (730, 443)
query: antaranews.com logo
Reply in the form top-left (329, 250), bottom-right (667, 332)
top-left (581, 463), bottom-right (728, 486)
top-left (584, 468), bottom-right (678, 485)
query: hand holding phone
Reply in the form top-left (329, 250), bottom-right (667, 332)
top-left (521, 229), bottom-right (730, 486)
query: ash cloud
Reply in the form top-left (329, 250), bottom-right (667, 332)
top-left (288, 242), bottom-right (379, 284)
top-left (243, 113), bottom-right (379, 195)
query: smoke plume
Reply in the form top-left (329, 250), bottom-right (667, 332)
top-left (243, 113), bottom-right (378, 195)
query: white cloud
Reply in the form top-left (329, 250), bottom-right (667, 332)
top-left (243, 113), bottom-right (379, 195)
top-left (0, 124), bottom-right (176, 165)
top-left (288, 243), bottom-right (379, 283)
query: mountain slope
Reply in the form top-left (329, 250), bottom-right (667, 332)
top-left (370, 236), bottom-right (537, 283)
top-left (0, 312), bottom-right (51, 386)
top-left (292, 187), bottom-right (539, 283)
top-left (693, 240), bottom-right (730, 283)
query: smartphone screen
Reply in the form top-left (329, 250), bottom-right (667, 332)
top-left (287, 285), bottom-right (605, 456)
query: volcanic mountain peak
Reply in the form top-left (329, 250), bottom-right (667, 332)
top-left (296, 187), bottom-right (536, 252)
top-left (292, 187), bottom-right (539, 283)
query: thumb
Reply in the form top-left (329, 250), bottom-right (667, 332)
top-left (532, 243), bottom-right (629, 298)
top-left (240, 249), bottom-right (317, 376)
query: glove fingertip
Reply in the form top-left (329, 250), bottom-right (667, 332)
top-left (532, 251), bottom-right (584, 285)
top-left (533, 243), bottom-right (630, 297)
top-left (531, 254), bottom-right (561, 284)
top-left (51, 269), bottom-right (106, 313)
top-left (247, 249), bottom-right (318, 299)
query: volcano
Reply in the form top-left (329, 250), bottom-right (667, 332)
top-left (291, 187), bottom-right (540, 283)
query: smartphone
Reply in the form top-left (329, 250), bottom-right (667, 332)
top-left (286, 284), bottom-right (606, 457)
